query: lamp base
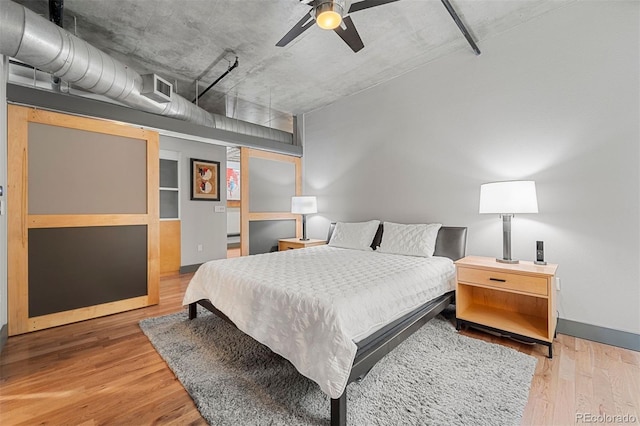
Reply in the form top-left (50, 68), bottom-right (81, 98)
top-left (299, 238), bottom-right (310, 241)
top-left (496, 258), bottom-right (519, 264)
top-left (534, 260), bottom-right (547, 265)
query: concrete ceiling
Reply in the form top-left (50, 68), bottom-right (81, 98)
top-left (14, 0), bottom-right (573, 133)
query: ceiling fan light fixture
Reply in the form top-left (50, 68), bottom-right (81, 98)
top-left (315, 1), bottom-right (344, 30)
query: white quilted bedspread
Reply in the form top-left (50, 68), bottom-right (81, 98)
top-left (182, 245), bottom-right (455, 399)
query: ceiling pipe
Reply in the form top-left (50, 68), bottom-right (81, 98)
top-left (0, 0), bottom-right (293, 144)
top-left (440, 0), bottom-right (481, 55)
top-left (193, 56), bottom-right (239, 103)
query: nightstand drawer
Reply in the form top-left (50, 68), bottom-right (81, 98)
top-left (457, 267), bottom-right (547, 296)
top-left (279, 242), bottom-right (299, 251)
top-left (278, 238), bottom-right (327, 251)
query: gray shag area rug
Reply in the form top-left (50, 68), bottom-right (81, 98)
top-left (139, 309), bottom-right (537, 425)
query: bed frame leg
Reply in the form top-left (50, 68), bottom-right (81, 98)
top-left (188, 302), bottom-right (197, 320)
top-left (331, 393), bottom-right (346, 426)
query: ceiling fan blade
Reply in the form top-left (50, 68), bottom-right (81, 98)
top-left (348, 0), bottom-right (400, 13)
top-left (333, 16), bottom-right (364, 53)
top-left (276, 12), bottom-right (315, 47)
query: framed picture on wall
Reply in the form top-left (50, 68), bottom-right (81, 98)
top-left (190, 158), bottom-right (220, 201)
top-left (227, 160), bottom-right (240, 201)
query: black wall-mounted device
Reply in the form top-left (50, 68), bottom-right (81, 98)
top-left (535, 241), bottom-right (546, 265)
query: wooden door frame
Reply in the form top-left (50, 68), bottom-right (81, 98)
top-left (239, 147), bottom-right (302, 256)
top-left (7, 105), bottom-right (159, 335)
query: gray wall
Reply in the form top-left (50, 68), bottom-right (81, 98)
top-left (160, 135), bottom-right (227, 266)
top-left (303, 1), bottom-right (639, 335)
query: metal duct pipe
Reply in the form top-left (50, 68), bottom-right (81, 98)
top-left (0, 0), bottom-right (293, 144)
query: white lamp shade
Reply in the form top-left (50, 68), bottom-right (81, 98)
top-left (291, 196), bottom-right (318, 214)
top-left (479, 181), bottom-right (539, 214)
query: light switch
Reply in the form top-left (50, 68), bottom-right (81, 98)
top-left (215, 205), bottom-right (226, 213)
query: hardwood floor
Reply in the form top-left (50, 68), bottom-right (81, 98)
top-left (1, 273), bottom-right (638, 425)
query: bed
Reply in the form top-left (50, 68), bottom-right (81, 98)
top-left (184, 222), bottom-right (467, 425)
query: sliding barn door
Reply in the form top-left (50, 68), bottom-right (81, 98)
top-left (7, 105), bottom-right (159, 335)
top-left (240, 148), bottom-right (302, 256)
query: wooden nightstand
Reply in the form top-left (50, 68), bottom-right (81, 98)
top-left (278, 238), bottom-right (327, 251)
top-left (455, 255), bottom-right (559, 358)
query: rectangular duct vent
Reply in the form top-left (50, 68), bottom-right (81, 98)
top-left (141, 74), bottom-right (172, 103)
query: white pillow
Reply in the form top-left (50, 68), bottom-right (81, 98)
top-left (377, 222), bottom-right (442, 257)
top-left (328, 220), bottom-right (380, 251)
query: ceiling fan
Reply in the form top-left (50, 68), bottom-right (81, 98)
top-left (275, 0), bottom-right (400, 53)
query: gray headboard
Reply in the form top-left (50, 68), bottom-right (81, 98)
top-left (326, 223), bottom-right (467, 261)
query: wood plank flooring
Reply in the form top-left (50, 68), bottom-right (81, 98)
top-left (1, 273), bottom-right (638, 425)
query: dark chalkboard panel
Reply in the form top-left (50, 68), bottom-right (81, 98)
top-left (249, 220), bottom-right (296, 255)
top-left (28, 226), bottom-right (148, 317)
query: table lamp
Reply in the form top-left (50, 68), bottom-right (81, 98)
top-left (479, 181), bottom-right (538, 264)
top-left (291, 196), bottom-right (317, 241)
